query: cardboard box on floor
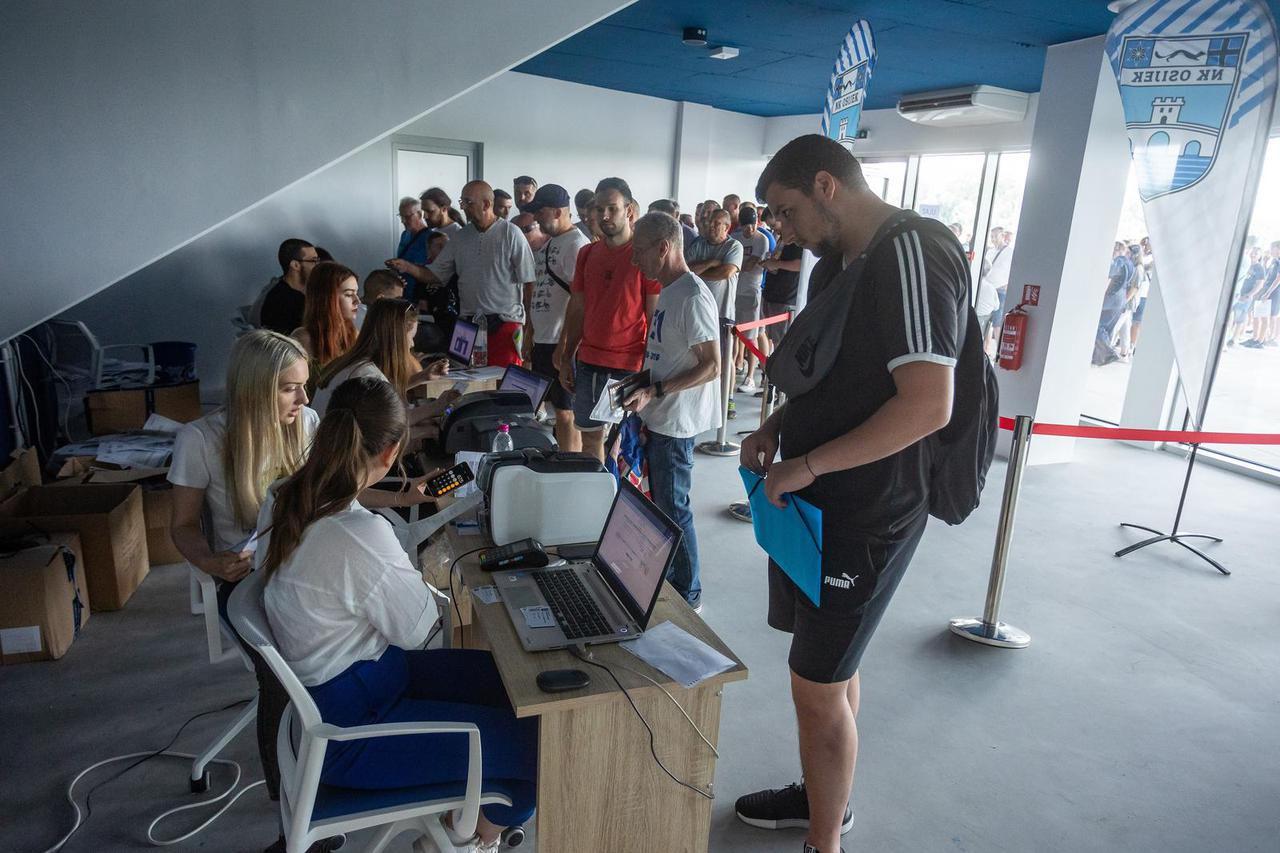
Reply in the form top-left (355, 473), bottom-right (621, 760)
top-left (54, 458), bottom-right (183, 566)
top-left (1, 447), bottom-right (41, 499)
top-left (0, 530), bottom-right (90, 664)
top-left (85, 380), bottom-right (201, 436)
top-left (0, 484), bottom-right (148, 611)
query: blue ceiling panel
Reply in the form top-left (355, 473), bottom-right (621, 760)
top-left (517, 0), bottom-right (1280, 117)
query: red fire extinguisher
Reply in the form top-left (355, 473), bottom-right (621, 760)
top-left (998, 303), bottom-right (1028, 371)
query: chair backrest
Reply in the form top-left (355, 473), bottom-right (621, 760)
top-left (227, 570), bottom-right (323, 732)
top-left (47, 319), bottom-right (100, 381)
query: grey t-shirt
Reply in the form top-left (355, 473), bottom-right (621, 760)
top-left (734, 229), bottom-right (771, 296)
top-left (684, 236), bottom-right (743, 320)
top-left (428, 219), bottom-right (535, 323)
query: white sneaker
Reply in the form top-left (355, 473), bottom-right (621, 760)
top-left (737, 378), bottom-right (757, 393)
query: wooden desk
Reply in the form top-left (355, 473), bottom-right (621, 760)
top-left (420, 366), bottom-right (503, 399)
top-left (432, 523), bottom-right (748, 852)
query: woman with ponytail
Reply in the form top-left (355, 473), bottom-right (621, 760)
top-left (295, 261), bottom-right (360, 367)
top-left (260, 378), bottom-right (537, 851)
top-left (312, 298), bottom-right (451, 418)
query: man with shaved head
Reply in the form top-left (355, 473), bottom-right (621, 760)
top-left (388, 179), bottom-right (535, 366)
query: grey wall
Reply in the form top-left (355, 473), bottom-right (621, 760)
top-left (0, 0), bottom-right (629, 344)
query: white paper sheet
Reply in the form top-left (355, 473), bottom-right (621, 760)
top-left (471, 585), bottom-right (500, 605)
top-left (0, 626), bottom-right (42, 655)
top-left (142, 413), bottom-right (185, 433)
top-left (620, 620), bottom-right (735, 688)
top-left (452, 451), bottom-right (485, 499)
top-left (589, 379), bottom-right (625, 425)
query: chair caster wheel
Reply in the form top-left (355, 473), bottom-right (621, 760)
top-left (190, 770), bottom-right (210, 794)
top-left (501, 825), bottom-right (525, 847)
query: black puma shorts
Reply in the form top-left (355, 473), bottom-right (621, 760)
top-left (767, 510), bottom-right (929, 684)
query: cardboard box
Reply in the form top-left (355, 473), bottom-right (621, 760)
top-left (1, 447), bottom-right (41, 500)
top-left (53, 461), bottom-right (182, 566)
top-left (85, 381), bottom-right (201, 436)
top-left (142, 486), bottom-right (183, 565)
top-left (0, 531), bottom-right (90, 663)
top-left (0, 484), bottom-right (148, 611)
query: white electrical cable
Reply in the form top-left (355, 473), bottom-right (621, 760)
top-left (20, 332), bottom-right (77, 442)
top-left (604, 656), bottom-right (720, 758)
top-left (42, 752), bottom-right (265, 852)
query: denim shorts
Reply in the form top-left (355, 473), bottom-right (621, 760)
top-left (572, 360), bottom-right (632, 431)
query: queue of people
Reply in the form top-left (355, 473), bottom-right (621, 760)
top-left (173, 140), bottom-right (977, 853)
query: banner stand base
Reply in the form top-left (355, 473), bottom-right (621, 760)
top-left (697, 440), bottom-right (739, 457)
top-left (1115, 523), bottom-right (1229, 575)
top-left (727, 502), bottom-right (752, 523)
top-left (948, 618), bottom-right (1030, 649)
top-left (1113, 444), bottom-right (1230, 576)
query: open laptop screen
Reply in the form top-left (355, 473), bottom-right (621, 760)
top-left (449, 318), bottom-right (479, 364)
top-left (594, 481), bottom-right (681, 624)
top-left (499, 364), bottom-right (551, 410)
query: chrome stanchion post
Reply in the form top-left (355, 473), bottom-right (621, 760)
top-left (698, 320), bottom-right (740, 457)
top-left (949, 414), bottom-right (1033, 648)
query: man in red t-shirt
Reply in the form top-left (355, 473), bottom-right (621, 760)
top-left (560, 177), bottom-right (662, 461)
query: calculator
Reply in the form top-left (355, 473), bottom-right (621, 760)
top-left (479, 538), bottom-right (549, 571)
top-left (426, 462), bottom-right (474, 498)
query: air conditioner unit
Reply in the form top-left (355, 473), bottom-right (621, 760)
top-left (896, 85), bottom-right (1029, 127)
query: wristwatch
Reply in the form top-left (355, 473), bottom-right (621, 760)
top-left (653, 380), bottom-right (666, 398)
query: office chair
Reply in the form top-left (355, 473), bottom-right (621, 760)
top-left (228, 570), bottom-right (520, 853)
top-left (46, 319), bottom-right (155, 390)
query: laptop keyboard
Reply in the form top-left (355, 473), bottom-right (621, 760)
top-left (532, 569), bottom-right (613, 639)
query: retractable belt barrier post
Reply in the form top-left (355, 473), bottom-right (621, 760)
top-left (697, 318), bottom-right (740, 457)
top-left (950, 414), bottom-right (1034, 649)
top-left (951, 414), bottom-right (1280, 648)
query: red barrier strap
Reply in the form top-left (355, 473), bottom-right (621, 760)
top-left (733, 327), bottom-right (768, 364)
top-left (734, 312), bottom-right (792, 333)
top-left (997, 416), bottom-right (1280, 445)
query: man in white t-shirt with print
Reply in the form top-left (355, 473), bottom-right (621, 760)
top-left (624, 212), bottom-right (721, 611)
top-left (524, 184), bottom-right (590, 452)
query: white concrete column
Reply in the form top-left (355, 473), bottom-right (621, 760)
top-left (997, 35), bottom-right (1131, 464)
top-left (672, 101), bottom-right (715, 208)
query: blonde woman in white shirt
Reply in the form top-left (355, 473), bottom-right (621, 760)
top-left (168, 331), bottom-right (436, 806)
top-left (260, 377), bottom-right (536, 851)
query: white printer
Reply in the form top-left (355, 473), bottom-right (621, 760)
top-left (476, 449), bottom-right (617, 546)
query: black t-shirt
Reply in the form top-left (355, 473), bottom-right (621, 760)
top-left (779, 219), bottom-right (968, 541)
top-left (762, 243), bottom-right (804, 305)
top-left (260, 278), bottom-right (305, 335)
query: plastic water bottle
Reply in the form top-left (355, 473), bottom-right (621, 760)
top-left (491, 422), bottom-right (514, 453)
top-left (473, 324), bottom-right (488, 367)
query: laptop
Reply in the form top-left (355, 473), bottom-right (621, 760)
top-left (493, 480), bottom-right (682, 652)
top-left (445, 318), bottom-right (479, 368)
top-left (499, 364), bottom-right (552, 411)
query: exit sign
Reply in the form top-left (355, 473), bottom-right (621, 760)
top-left (1022, 284), bottom-right (1041, 306)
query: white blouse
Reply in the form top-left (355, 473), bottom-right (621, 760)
top-left (258, 489), bottom-right (438, 686)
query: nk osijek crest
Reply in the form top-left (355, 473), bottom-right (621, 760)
top-left (1106, 0), bottom-right (1278, 428)
top-left (821, 20), bottom-right (876, 148)
top-left (1117, 33), bottom-right (1246, 200)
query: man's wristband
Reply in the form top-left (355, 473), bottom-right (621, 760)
top-left (803, 454), bottom-right (818, 479)
top-left (653, 380), bottom-right (665, 398)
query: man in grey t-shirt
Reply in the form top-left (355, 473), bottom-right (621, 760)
top-left (388, 180), bottom-right (535, 367)
top-left (684, 208), bottom-right (743, 321)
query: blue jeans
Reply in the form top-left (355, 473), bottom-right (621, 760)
top-left (308, 647), bottom-right (538, 827)
top-left (646, 431), bottom-right (701, 606)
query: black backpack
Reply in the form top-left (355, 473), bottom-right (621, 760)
top-left (916, 220), bottom-right (999, 525)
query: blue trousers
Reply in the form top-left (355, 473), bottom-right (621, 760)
top-left (646, 431), bottom-right (701, 606)
top-left (308, 647), bottom-right (538, 827)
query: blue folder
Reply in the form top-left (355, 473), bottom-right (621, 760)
top-left (739, 467), bottom-right (824, 607)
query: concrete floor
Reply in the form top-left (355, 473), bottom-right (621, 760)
top-left (3, 394), bottom-right (1278, 853)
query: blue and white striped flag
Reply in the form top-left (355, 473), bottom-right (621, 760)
top-left (1106, 0), bottom-right (1277, 426)
top-left (821, 20), bottom-right (877, 147)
